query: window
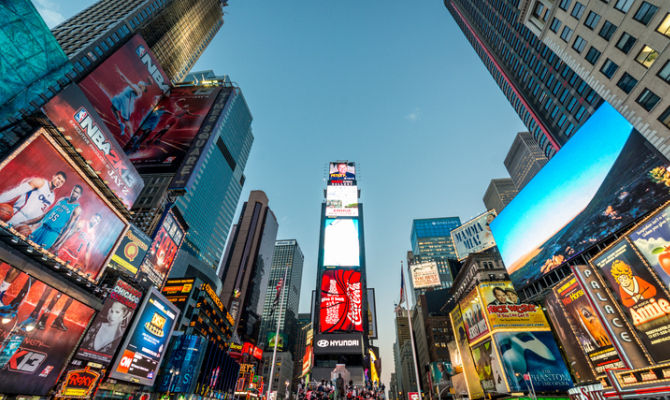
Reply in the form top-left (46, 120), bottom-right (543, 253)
top-left (599, 20), bottom-right (617, 40)
top-left (561, 26), bottom-right (574, 42)
top-left (615, 32), bottom-right (637, 54)
top-left (584, 11), bottom-right (601, 29)
top-left (601, 58), bottom-right (619, 78)
top-left (550, 17), bottom-right (562, 32)
top-left (634, 2), bottom-right (658, 25)
top-left (616, 72), bottom-right (638, 93)
top-left (573, 35), bottom-right (587, 53)
top-left (575, 105), bottom-right (586, 120)
top-left (657, 13), bottom-right (670, 37)
top-left (636, 88), bottom-right (661, 111)
top-left (614, 0), bottom-right (634, 13)
top-left (659, 61), bottom-right (670, 83)
top-left (636, 45), bottom-right (659, 68)
top-left (659, 107), bottom-right (670, 129)
top-left (585, 46), bottom-right (602, 64)
top-left (532, 2), bottom-right (546, 19)
top-left (559, 0), bottom-right (572, 10)
top-left (571, 2), bottom-right (586, 19)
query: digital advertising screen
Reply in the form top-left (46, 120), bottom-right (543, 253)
top-left (323, 218), bottom-right (360, 267)
top-left (629, 203), bottom-right (670, 290)
top-left (109, 287), bottom-right (179, 386)
top-left (328, 162), bottom-right (356, 184)
top-left (367, 288), bottom-right (377, 339)
top-left (319, 269), bottom-right (364, 333)
top-left (470, 339), bottom-right (506, 393)
top-left (156, 334), bottom-right (206, 394)
top-left (42, 84), bottom-right (144, 209)
top-left (76, 278), bottom-right (142, 366)
top-left (0, 130), bottom-right (127, 281)
top-left (591, 240), bottom-right (670, 363)
top-left (451, 210), bottom-right (497, 261)
top-left (107, 224), bottom-right (151, 276)
top-left (449, 307), bottom-right (484, 399)
top-left (490, 103), bottom-right (670, 288)
top-left (0, 262), bottom-right (95, 395)
top-left (325, 185), bottom-right (359, 217)
top-left (79, 34), bottom-right (169, 146)
top-left (138, 210), bottom-right (185, 288)
top-left (494, 331), bottom-right (573, 393)
top-left (409, 261), bottom-right (441, 289)
top-left (459, 287), bottom-right (489, 343)
top-left (478, 281), bottom-right (548, 331)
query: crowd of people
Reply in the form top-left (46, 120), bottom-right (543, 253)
top-left (296, 377), bottom-right (386, 400)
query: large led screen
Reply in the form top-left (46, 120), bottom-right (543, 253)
top-left (323, 218), bottom-right (360, 267)
top-left (451, 210), bottom-right (497, 261)
top-left (328, 162), bottom-right (356, 184)
top-left (325, 185), bottom-right (358, 217)
top-left (491, 103), bottom-right (670, 288)
top-left (109, 287), bottom-right (179, 386)
top-left (319, 269), bottom-right (363, 333)
top-left (138, 210), bottom-right (185, 288)
top-left (79, 34), bottom-right (169, 146)
top-left (0, 130), bottom-right (127, 281)
top-left (0, 262), bottom-right (95, 395)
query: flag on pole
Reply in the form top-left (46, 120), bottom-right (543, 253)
top-left (269, 277), bottom-right (284, 317)
top-left (523, 373), bottom-right (530, 381)
top-left (396, 265), bottom-right (405, 312)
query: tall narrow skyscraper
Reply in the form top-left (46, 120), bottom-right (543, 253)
top-left (483, 178), bottom-right (518, 214)
top-left (504, 131), bottom-right (549, 190)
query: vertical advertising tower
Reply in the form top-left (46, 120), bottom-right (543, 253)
top-left (312, 161), bottom-right (369, 385)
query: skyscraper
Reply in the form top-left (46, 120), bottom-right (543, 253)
top-left (443, 0), bottom-right (603, 157)
top-left (408, 217), bottom-right (461, 295)
top-left (483, 178), bottom-right (518, 213)
top-left (504, 131), bottom-right (549, 190)
top-left (51, 0), bottom-right (226, 83)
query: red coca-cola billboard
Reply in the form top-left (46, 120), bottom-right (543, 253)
top-left (319, 269), bottom-right (363, 333)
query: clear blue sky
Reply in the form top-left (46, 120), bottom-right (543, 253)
top-left (35, 0), bottom-right (527, 387)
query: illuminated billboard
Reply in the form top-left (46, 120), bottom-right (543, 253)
top-left (328, 162), bottom-right (356, 185)
top-left (490, 103), bottom-right (670, 288)
top-left (409, 261), bottom-right (441, 289)
top-left (138, 209), bottom-right (185, 288)
top-left (79, 34), bottom-right (169, 146)
top-left (109, 287), bottom-right (179, 386)
top-left (0, 130), bottom-right (127, 281)
top-left (107, 224), bottom-right (151, 276)
top-left (323, 218), bottom-right (360, 267)
top-left (449, 307), bottom-right (484, 399)
top-left (42, 84), bottom-right (144, 209)
top-left (367, 288), bottom-right (377, 339)
top-left (319, 269), bottom-right (363, 333)
top-left (76, 278), bottom-right (142, 366)
top-left (478, 281), bottom-right (548, 330)
top-left (451, 210), bottom-right (497, 261)
top-left (325, 186), bottom-right (359, 217)
top-left (459, 287), bottom-right (488, 343)
top-left (471, 339), bottom-right (506, 393)
top-left (629, 203), bottom-right (670, 289)
top-left (0, 263), bottom-right (95, 395)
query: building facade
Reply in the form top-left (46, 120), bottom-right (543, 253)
top-left (483, 178), bottom-right (518, 214)
top-left (504, 131), bottom-right (549, 190)
top-left (520, 0), bottom-right (670, 157)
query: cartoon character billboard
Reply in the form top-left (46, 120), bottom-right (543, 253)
top-left (319, 269), bottom-right (363, 333)
top-left (629, 203), bottom-right (670, 290)
top-left (0, 130), bottom-right (127, 281)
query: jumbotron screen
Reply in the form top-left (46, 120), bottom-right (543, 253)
top-left (319, 269), bottom-right (363, 333)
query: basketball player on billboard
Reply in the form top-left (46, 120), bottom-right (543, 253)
top-left (56, 213), bottom-right (102, 273)
top-left (100, 67), bottom-right (152, 137)
top-left (26, 185), bottom-right (83, 251)
top-left (0, 172), bottom-right (67, 227)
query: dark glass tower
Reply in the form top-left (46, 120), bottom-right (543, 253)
top-left (443, 0), bottom-right (603, 157)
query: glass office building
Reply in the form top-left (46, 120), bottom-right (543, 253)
top-left (409, 217), bottom-right (461, 292)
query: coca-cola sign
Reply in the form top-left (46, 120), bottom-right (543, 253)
top-left (319, 269), bottom-right (363, 333)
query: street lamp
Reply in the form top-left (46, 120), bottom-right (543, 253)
top-left (285, 380), bottom-right (290, 400)
top-left (168, 368), bottom-right (180, 396)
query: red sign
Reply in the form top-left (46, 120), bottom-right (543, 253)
top-left (60, 368), bottom-right (100, 398)
top-left (320, 269), bottom-right (363, 333)
top-left (408, 392), bottom-right (420, 400)
top-left (138, 210), bottom-right (184, 287)
top-left (242, 343), bottom-right (263, 360)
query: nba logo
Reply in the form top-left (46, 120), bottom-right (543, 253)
top-left (74, 108), bottom-right (88, 123)
top-left (136, 45), bottom-right (146, 58)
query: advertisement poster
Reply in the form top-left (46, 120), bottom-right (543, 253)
top-left (449, 307), bottom-right (484, 399)
top-left (479, 281), bottom-right (548, 330)
top-left (107, 224), bottom-right (151, 276)
top-left (409, 261), bottom-right (441, 289)
top-left (125, 86), bottom-right (223, 167)
top-left (109, 287), bottom-right (179, 386)
top-left (0, 130), bottom-right (127, 280)
top-left (138, 210), bottom-right (185, 288)
top-left (323, 218), bottom-right (360, 267)
top-left (42, 84), bottom-right (144, 209)
top-left (629, 204), bottom-right (670, 289)
top-left (367, 288), bottom-right (377, 339)
top-left (0, 263), bottom-right (95, 395)
top-left (494, 331), bottom-right (573, 392)
top-left (592, 240), bottom-right (670, 363)
top-left (451, 210), bottom-right (497, 261)
top-left (459, 287), bottom-right (489, 343)
top-left (325, 185), bottom-right (359, 217)
top-left (267, 332), bottom-right (287, 350)
top-left (490, 103), bottom-right (670, 288)
top-left (471, 339), bottom-right (507, 394)
top-left (79, 34), bottom-right (170, 146)
top-left (76, 278), bottom-right (142, 366)
top-left (328, 162), bottom-right (356, 184)
top-left (157, 335), bottom-right (206, 394)
top-left (319, 270), bottom-right (363, 333)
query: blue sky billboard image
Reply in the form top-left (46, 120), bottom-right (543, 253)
top-left (490, 103), bottom-right (670, 288)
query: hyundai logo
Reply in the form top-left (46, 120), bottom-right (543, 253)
top-left (316, 339), bottom-right (329, 348)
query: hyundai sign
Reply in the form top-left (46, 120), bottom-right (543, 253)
top-left (313, 333), bottom-right (363, 355)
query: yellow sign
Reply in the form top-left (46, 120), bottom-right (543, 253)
top-left (478, 281), bottom-right (549, 331)
top-left (202, 283), bottom-right (225, 312)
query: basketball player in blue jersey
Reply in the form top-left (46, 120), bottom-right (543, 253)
top-left (103, 67), bottom-right (151, 137)
top-left (27, 185), bottom-right (82, 251)
top-left (0, 171), bottom-right (67, 227)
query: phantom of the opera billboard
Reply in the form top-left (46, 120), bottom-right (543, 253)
top-left (0, 130), bottom-right (127, 280)
top-left (319, 269), bottom-right (364, 333)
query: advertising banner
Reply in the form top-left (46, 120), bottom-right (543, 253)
top-left (58, 367), bottom-right (101, 398)
top-left (267, 332), bottom-right (286, 351)
top-left (430, 361), bottom-right (452, 398)
top-left (494, 331), bottom-right (573, 392)
top-left (471, 339), bottom-right (507, 393)
top-left (109, 287), bottom-right (179, 386)
top-left (313, 333), bottom-right (363, 355)
top-left (319, 269), bottom-right (363, 333)
top-left (449, 306), bottom-right (484, 399)
top-left (79, 34), bottom-right (170, 146)
top-left (328, 162), bottom-right (356, 185)
top-left (0, 263), bottom-right (95, 395)
top-left (162, 277), bottom-right (195, 311)
top-left (0, 130), bottom-right (127, 281)
top-left (479, 281), bottom-right (548, 330)
top-left (325, 185), bottom-right (359, 217)
top-left (323, 218), bottom-right (360, 267)
top-left (107, 224), bottom-right (151, 276)
top-left (409, 261), bottom-right (441, 289)
top-left (157, 335), bottom-right (207, 394)
top-left (138, 209), bottom-right (185, 288)
top-left (451, 210), bottom-right (497, 261)
top-left (42, 84), bottom-right (144, 209)
top-left (490, 103), bottom-right (670, 288)
top-left (302, 345), bottom-right (313, 376)
top-left (629, 204), bottom-right (670, 290)
top-left (592, 240), bottom-right (670, 363)
top-left (459, 287), bottom-right (489, 343)
top-left (76, 278), bottom-right (142, 366)
top-left (367, 288), bottom-right (377, 339)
